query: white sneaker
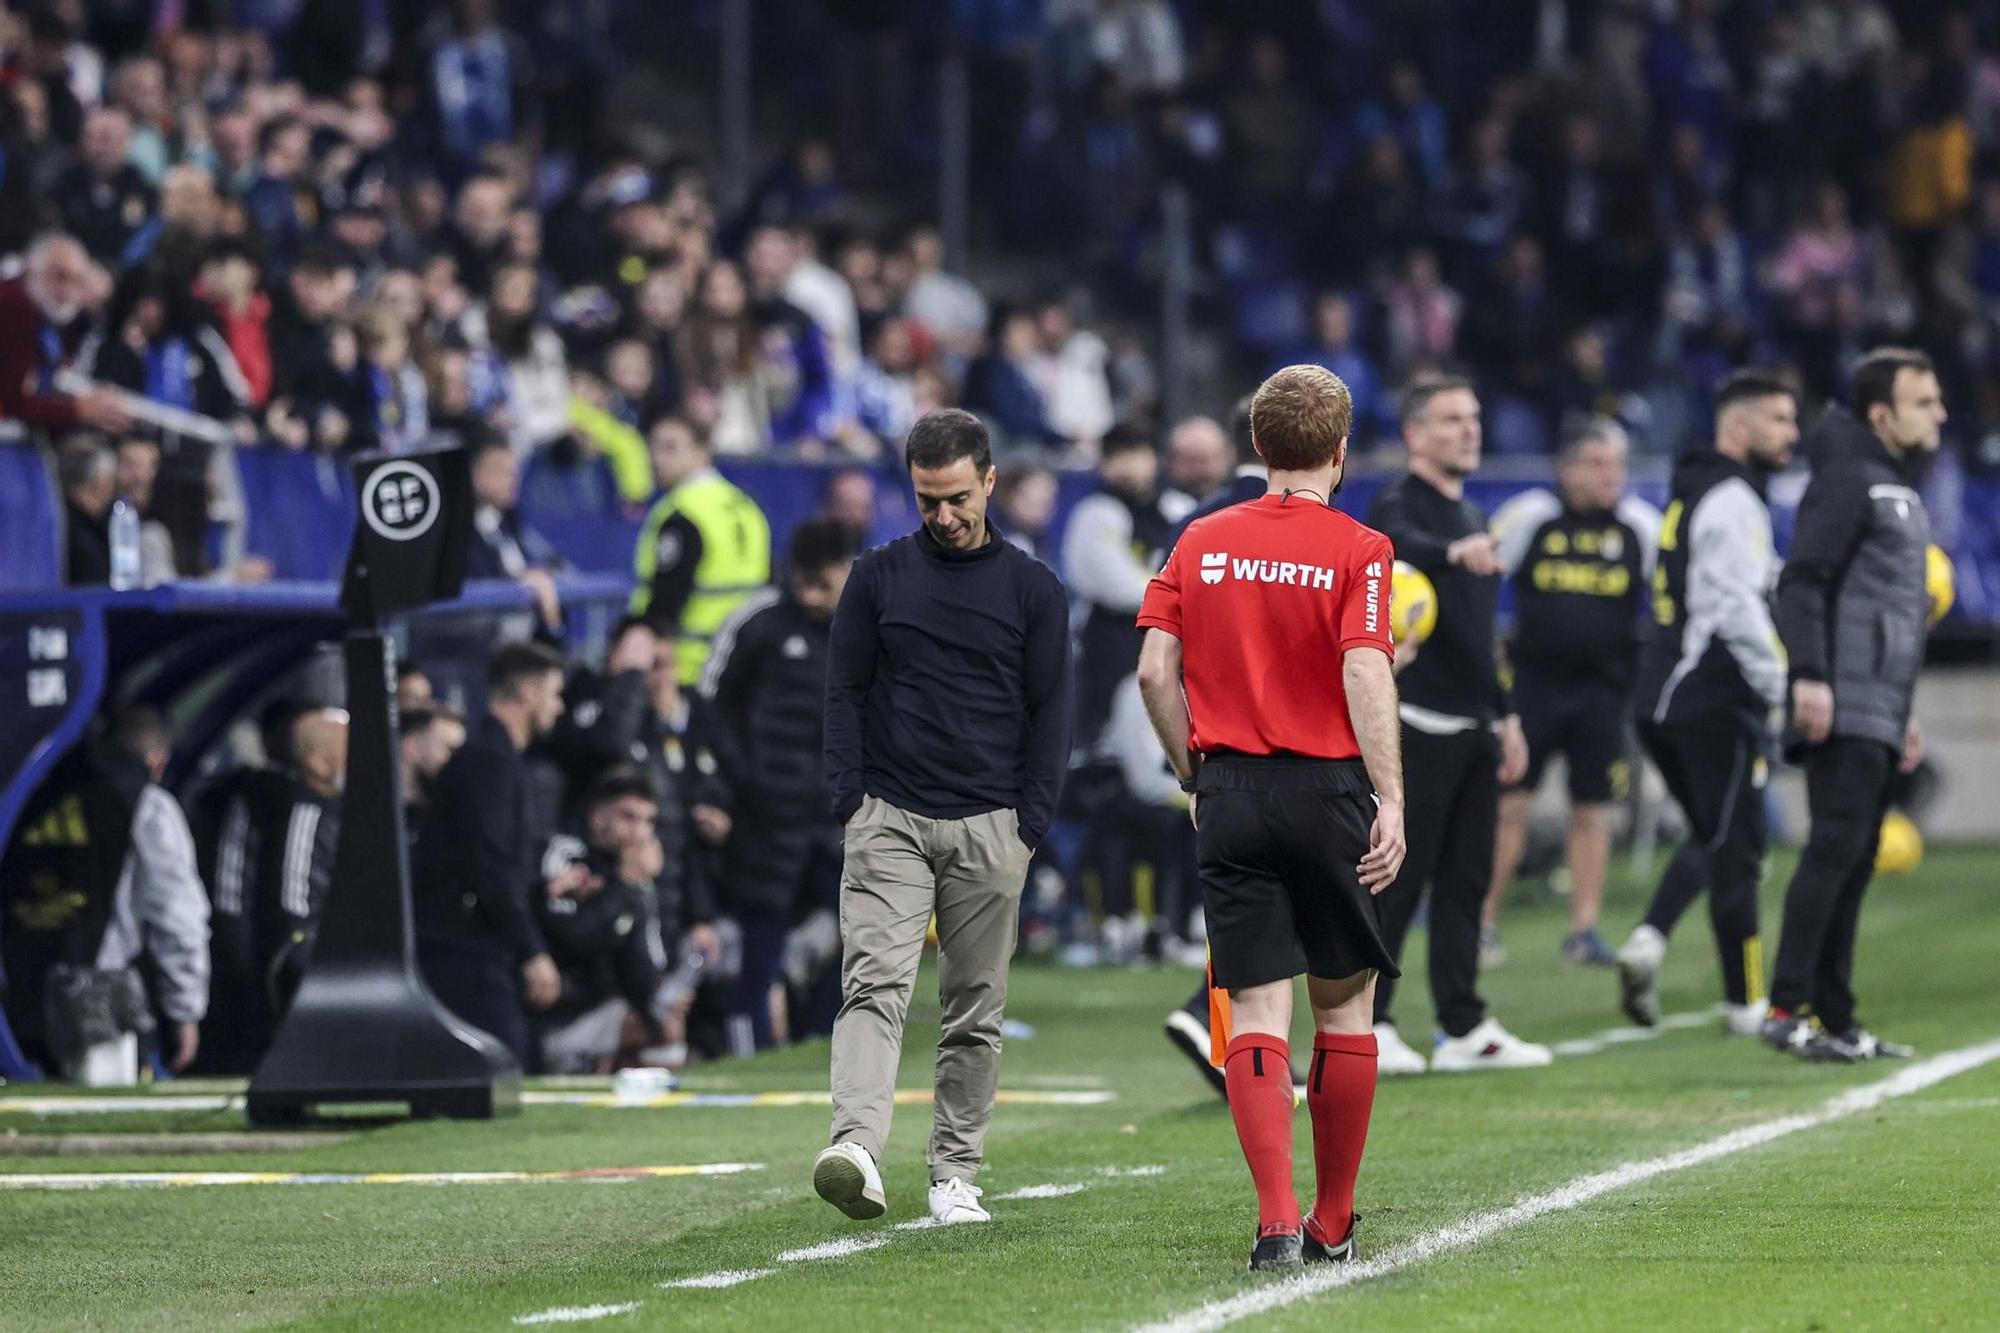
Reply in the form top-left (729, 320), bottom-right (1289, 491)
top-left (1430, 1019), bottom-right (1554, 1072)
top-left (1618, 924), bottom-right (1667, 971)
top-left (812, 1142), bottom-right (885, 1220)
top-left (927, 1177), bottom-right (990, 1225)
top-left (1722, 1000), bottom-right (1769, 1036)
top-left (1372, 1022), bottom-right (1428, 1076)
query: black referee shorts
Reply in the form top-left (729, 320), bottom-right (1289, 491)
top-left (1195, 754), bottom-right (1400, 991)
top-left (1514, 671), bottom-right (1631, 805)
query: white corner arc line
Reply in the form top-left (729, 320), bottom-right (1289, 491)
top-left (661, 1269), bottom-right (777, 1290)
top-left (513, 1302), bottom-right (642, 1325)
top-left (1133, 1037), bottom-right (2000, 1333)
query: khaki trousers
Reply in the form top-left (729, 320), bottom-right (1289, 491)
top-left (828, 795), bottom-right (1031, 1183)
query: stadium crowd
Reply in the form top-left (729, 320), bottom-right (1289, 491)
top-left (0, 1), bottom-right (1988, 1081)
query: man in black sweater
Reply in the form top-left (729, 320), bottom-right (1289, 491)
top-left (1363, 375), bottom-right (1551, 1075)
top-left (814, 409), bottom-right (1072, 1229)
top-left (413, 642), bottom-right (568, 1064)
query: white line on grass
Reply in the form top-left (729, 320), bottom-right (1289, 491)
top-left (1133, 1036), bottom-right (2000, 1333)
top-left (512, 1302), bottom-right (641, 1325)
top-left (774, 1236), bottom-right (896, 1263)
top-left (1551, 1008), bottom-right (1718, 1057)
top-left (993, 1182), bottom-right (1089, 1200)
top-left (660, 1270), bottom-right (777, 1290)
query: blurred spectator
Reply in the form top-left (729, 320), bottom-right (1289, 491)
top-left (1463, 234), bottom-right (1566, 405)
top-left (79, 261), bottom-right (253, 427)
top-left (1162, 414), bottom-right (1231, 512)
top-left (995, 461), bottom-right (1059, 563)
top-left (396, 661), bottom-right (437, 715)
top-left (243, 115), bottom-right (316, 270)
top-left (352, 301), bottom-right (429, 453)
top-left (1350, 60), bottom-right (1449, 186)
top-left (1437, 116), bottom-right (1531, 271)
top-left (0, 708), bottom-right (209, 1082)
top-left (58, 433), bottom-right (116, 585)
top-left (1380, 246), bottom-right (1463, 376)
top-left (399, 706), bottom-right (468, 825)
top-left (466, 261), bottom-right (571, 454)
top-left (900, 223), bottom-right (987, 360)
top-left (54, 105), bottom-right (153, 268)
top-left (632, 414), bottom-right (773, 685)
top-left (965, 306), bottom-right (1062, 450)
top-left (0, 234), bottom-right (130, 436)
top-left (196, 240), bottom-right (273, 410)
top-left (742, 225), bottom-right (839, 449)
top-left (465, 435), bottom-right (566, 636)
top-left (413, 641), bottom-right (569, 1064)
top-left (1063, 424), bottom-right (1172, 748)
top-left (428, 0), bottom-right (530, 177)
top-left (855, 317), bottom-right (922, 448)
top-left (1225, 33), bottom-right (1314, 209)
top-left (531, 766), bottom-right (674, 1074)
top-left (702, 518), bottom-right (859, 1053)
top-left (1030, 296), bottom-right (1114, 450)
top-left (1774, 181), bottom-right (1873, 394)
top-left (112, 434), bottom-right (177, 585)
top-left (1278, 292), bottom-right (1393, 442)
top-left (1660, 198), bottom-right (1755, 373)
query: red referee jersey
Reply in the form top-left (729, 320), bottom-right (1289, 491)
top-left (1137, 493), bottom-right (1394, 760)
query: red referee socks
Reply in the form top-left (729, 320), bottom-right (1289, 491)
top-left (1223, 1032), bottom-right (1299, 1235)
top-left (1305, 1031), bottom-right (1378, 1245)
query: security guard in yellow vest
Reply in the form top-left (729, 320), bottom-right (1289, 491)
top-left (632, 415), bottom-right (772, 685)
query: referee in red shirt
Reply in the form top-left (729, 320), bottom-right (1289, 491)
top-left (1137, 365), bottom-right (1406, 1272)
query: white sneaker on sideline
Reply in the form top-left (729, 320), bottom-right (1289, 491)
top-left (1430, 1019), bottom-right (1554, 1072)
top-left (813, 1142), bottom-right (885, 1220)
top-left (928, 1177), bottom-right (990, 1225)
top-left (1372, 1023), bottom-right (1428, 1076)
top-left (1722, 1000), bottom-right (1769, 1036)
top-left (1618, 924), bottom-right (1667, 971)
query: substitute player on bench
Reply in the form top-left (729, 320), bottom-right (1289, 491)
top-left (1137, 365), bottom-right (1405, 1271)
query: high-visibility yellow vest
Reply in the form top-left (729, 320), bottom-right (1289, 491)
top-left (631, 470), bottom-right (771, 684)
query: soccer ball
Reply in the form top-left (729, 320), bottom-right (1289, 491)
top-left (1925, 544), bottom-right (1955, 628)
top-left (1391, 561), bottom-right (1438, 646)
top-left (1875, 811), bottom-right (1923, 875)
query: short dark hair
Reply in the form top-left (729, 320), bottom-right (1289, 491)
top-left (1714, 368), bottom-right (1796, 415)
top-left (1099, 421), bottom-right (1154, 460)
top-left (466, 433), bottom-right (512, 468)
top-left (1848, 347), bottom-right (1934, 419)
top-left (396, 660), bottom-right (429, 683)
top-left (904, 408), bottom-right (991, 474)
top-left (645, 410), bottom-right (710, 450)
top-left (608, 614), bottom-right (656, 652)
top-left (107, 706), bottom-right (172, 766)
top-left (1557, 418), bottom-right (1627, 465)
top-left (789, 517), bottom-right (861, 574)
top-left (1227, 393), bottom-right (1257, 465)
top-left (1397, 373), bottom-right (1475, 428)
top-left (585, 763), bottom-right (659, 809)
top-left (487, 641), bottom-right (566, 701)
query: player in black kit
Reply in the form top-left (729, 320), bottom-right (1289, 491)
top-left (1484, 420), bottom-right (1659, 968)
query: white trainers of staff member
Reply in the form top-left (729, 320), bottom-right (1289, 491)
top-left (1372, 1022), bottom-right (1429, 1076)
top-left (928, 1177), bottom-right (991, 1225)
top-left (1430, 1018), bottom-right (1554, 1071)
top-left (812, 1142), bottom-right (886, 1220)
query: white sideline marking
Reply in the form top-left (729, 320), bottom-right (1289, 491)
top-left (0, 1089), bottom-right (1116, 1117)
top-left (660, 1270), bottom-right (775, 1290)
top-left (1551, 1008), bottom-right (1717, 1057)
top-left (512, 1302), bottom-right (641, 1325)
top-left (1100, 1165), bottom-right (1167, 1178)
top-left (774, 1235), bottom-right (895, 1263)
top-left (1132, 1037), bottom-right (2000, 1333)
top-left (993, 1182), bottom-right (1088, 1200)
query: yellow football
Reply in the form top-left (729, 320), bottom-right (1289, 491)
top-left (1925, 544), bottom-right (1955, 628)
top-left (1391, 561), bottom-right (1438, 646)
top-left (1874, 811), bottom-right (1923, 875)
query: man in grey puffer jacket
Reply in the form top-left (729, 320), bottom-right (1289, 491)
top-left (1766, 349), bottom-right (1945, 1062)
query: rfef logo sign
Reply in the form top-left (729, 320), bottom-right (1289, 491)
top-left (361, 461), bottom-right (441, 543)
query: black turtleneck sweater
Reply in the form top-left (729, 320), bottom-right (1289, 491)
top-left (825, 522), bottom-right (1073, 847)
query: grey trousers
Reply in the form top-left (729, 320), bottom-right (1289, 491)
top-left (828, 795), bottom-right (1031, 1183)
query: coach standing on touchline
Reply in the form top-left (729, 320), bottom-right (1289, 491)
top-left (1765, 349), bottom-right (1944, 1062)
top-left (814, 409), bottom-right (1072, 1228)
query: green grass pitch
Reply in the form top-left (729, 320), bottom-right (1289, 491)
top-left (4, 845), bottom-right (1997, 1331)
